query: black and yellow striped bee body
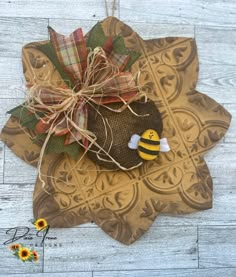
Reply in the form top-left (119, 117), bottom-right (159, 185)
top-left (138, 129), bottom-right (160, 160)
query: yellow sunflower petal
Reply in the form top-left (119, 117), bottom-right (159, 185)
top-left (18, 247), bottom-right (32, 261)
top-left (34, 218), bottom-right (48, 230)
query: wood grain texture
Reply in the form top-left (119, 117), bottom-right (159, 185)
top-left (125, 22), bottom-right (194, 39)
top-left (0, 57), bottom-right (25, 99)
top-left (196, 26), bottom-right (236, 66)
top-left (94, 268), bottom-right (236, 277)
top-left (7, 273), bottom-right (92, 277)
top-left (49, 18), bottom-right (195, 38)
top-left (204, 143), bottom-right (236, 178)
top-left (0, 17), bottom-right (48, 58)
top-left (0, 0), bottom-right (118, 19)
top-left (0, 98), bottom-right (24, 130)
top-left (0, 184), bottom-right (35, 227)
top-left (120, 0), bottom-right (236, 26)
top-left (196, 65), bottom-right (236, 104)
top-left (0, 183), bottom-right (95, 228)
top-left (223, 104), bottom-right (235, 143)
top-left (4, 268), bottom-right (236, 277)
top-left (4, 146), bottom-right (37, 184)
top-left (43, 226), bottom-right (198, 272)
top-left (49, 19), bottom-right (98, 35)
top-left (199, 226), bottom-right (236, 268)
top-left (0, 142), bottom-right (3, 183)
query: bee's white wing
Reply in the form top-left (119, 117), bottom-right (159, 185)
top-left (128, 134), bottom-right (140, 149)
top-left (160, 138), bottom-right (170, 152)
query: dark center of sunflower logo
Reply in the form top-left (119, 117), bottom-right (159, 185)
top-left (22, 250), bottom-right (28, 257)
top-left (38, 221), bottom-right (45, 227)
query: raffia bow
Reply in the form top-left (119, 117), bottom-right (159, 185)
top-left (24, 26), bottom-right (146, 179)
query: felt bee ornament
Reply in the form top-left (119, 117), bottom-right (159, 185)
top-left (128, 129), bottom-right (170, 160)
top-left (87, 100), bottom-right (169, 170)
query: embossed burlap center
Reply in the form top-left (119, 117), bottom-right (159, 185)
top-left (87, 100), bottom-right (163, 169)
top-left (0, 17), bottom-right (231, 245)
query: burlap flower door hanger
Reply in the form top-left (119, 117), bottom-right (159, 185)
top-left (0, 17), bottom-right (231, 245)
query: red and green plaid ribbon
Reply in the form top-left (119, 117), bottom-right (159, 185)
top-left (34, 26), bottom-right (140, 147)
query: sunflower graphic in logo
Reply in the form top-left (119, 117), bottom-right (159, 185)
top-left (8, 243), bottom-right (21, 251)
top-left (7, 218), bottom-right (45, 263)
top-left (32, 250), bottom-right (39, 262)
top-left (33, 218), bottom-right (48, 231)
top-left (18, 247), bottom-right (32, 262)
top-left (8, 243), bottom-right (39, 263)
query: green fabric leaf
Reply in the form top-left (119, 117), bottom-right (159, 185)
top-left (45, 135), bottom-right (80, 160)
top-left (7, 104), bottom-right (24, 115)
top-left (32, 132), bottom-right (80, 160)
top-left (7, 105), bottom-right (41, 130)
top-left (36, 42), bottom-right (72, 88)
top-left (86, 22), bottom-right (108, 50)
top-left (125, 51), bottom-right (141, 71)
top-left (8, 105), bottom-right (80, 160)
top-left (112, 35), bottom-right (141, 70)
top-left (87, 23), bottom-right (141, 70)
top-left (32, 133), bottom-right (47, 144)
top-left (112, 36), bottom-right (128, 55)
top-left (36, 23), bottom-right (140, 87)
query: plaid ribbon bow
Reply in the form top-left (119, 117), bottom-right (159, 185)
top-left (31, 27), bottom-right (140, 147)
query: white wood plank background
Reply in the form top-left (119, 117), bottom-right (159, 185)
top-left (0, 1), bottom-right (235, 276)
